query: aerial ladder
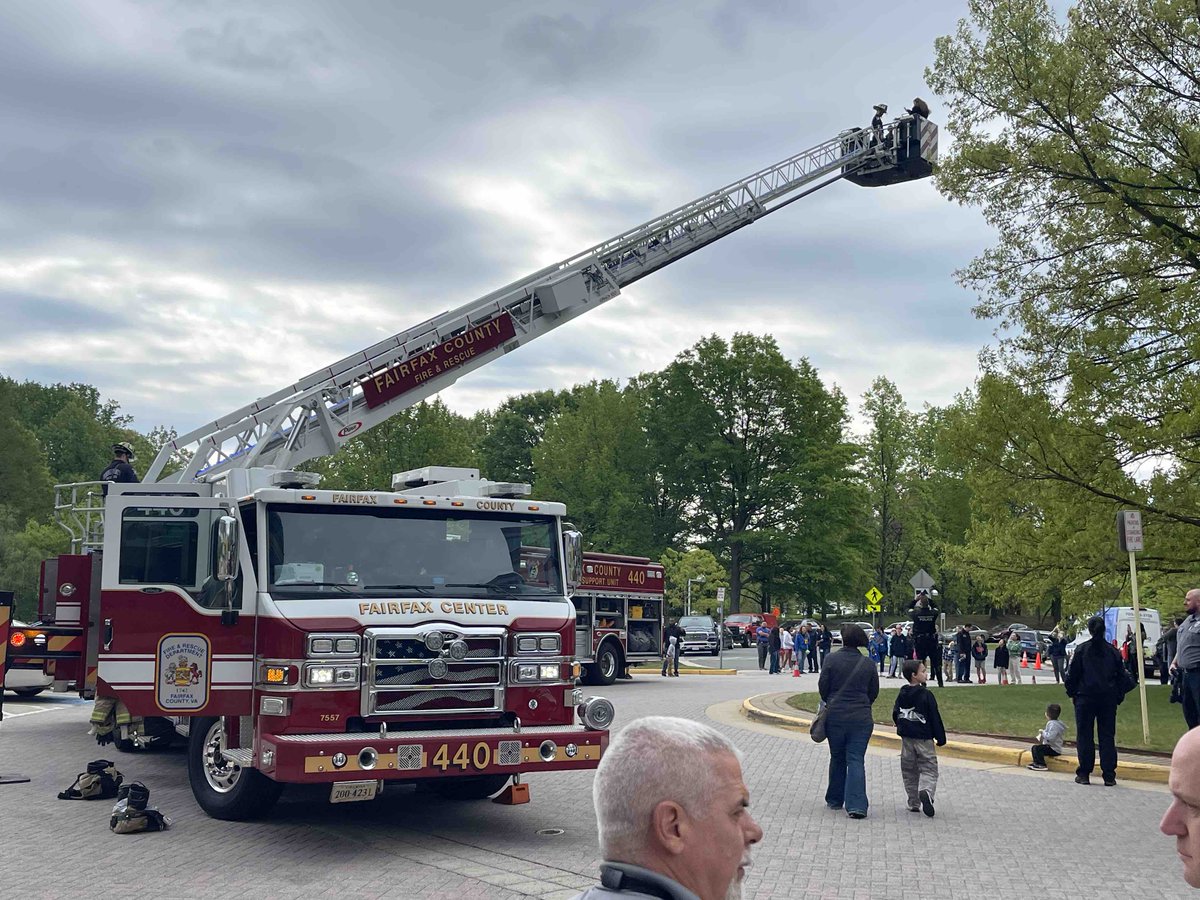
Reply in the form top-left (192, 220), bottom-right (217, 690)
top-left (143, 112), bottom-right (937, 487)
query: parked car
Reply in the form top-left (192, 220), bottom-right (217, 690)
top-left (725, 613), bottom-right (766, 648)
top-left (991, 623), bottom-right (1030, 642)
top-left (678, 615), bottom-right (732, 656)
top-left (1066, 607), bottom-right (1161, 676)
top-left (832, 621), bottom-right (875, 645)
top-left (1008, 629), bottom-right (1048, 663)
top-left (884, 621), bottom-right (912, 637)
top-left (4, 620), bottom-right (53, 697)
top-left (940, 625), bottom-right (989, 643)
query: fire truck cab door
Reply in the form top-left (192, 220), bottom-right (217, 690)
top-left (98, 494), bottom-right (255, 718)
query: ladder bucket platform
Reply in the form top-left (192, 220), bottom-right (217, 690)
top-left (841, 117), bottom-right (938, 187)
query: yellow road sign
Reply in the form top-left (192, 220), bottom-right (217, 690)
top-left (866, 602), bottom-right (881, 613)
top-left (865, 586), bottom-right (883, 604)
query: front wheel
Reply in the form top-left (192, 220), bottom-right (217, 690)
top-left (188, 716), bottom-right (283, 821)
top-left (428, 774), bottom-right (511, 801)
top-left (12, 687), bottom-right (45, 698)
top-left (710, 648), bottom-right (719, 656)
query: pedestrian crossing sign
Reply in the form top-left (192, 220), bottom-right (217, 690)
top-left (865, 586), bottom-right (882, 612)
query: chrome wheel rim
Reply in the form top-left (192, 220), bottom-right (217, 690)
top-left (201, 721), bottom-right (241, 794)
top-left (600, 648), bottom-right (616, 679)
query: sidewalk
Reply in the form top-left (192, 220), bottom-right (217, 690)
top-left (742, 692), bottom-right (1169, 784)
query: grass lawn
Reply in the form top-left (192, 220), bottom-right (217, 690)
top-left (786, 683), bottom-right (1185, 754)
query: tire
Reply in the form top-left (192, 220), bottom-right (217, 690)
top-left (188, 716), bottom-right (283, 821)
top-left (741, 639), bottom-right (749, 648)
top-left (428, 774), bottom-right (511, 801)
top-left (710, 648), bottom-right (719, 656)
top-left (591, 641), bottom-right (620, 686)
top-left (12, 687), bottom-right (45, 698)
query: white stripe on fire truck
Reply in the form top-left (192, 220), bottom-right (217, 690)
top-left (211, 660), bottom-right (253, 683)
top-left (98, 660), bottom-right (154, 683)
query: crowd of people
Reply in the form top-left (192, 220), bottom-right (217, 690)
top-left (574, 587), bottom-right (1200, 899)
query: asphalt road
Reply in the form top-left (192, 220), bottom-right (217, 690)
top-left (0, 675), bottom-right (1188, 898)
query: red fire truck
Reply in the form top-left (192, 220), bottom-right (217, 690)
top-left (574, 553), bottom-right (665, 685)
top-left (25, 112), bottom-right (934, 820)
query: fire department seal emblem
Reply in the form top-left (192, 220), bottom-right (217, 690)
top-left (156, 633), bottom-right (210, 711)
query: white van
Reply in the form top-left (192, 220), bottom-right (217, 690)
top-left (1066, 607), bottom-right (1161, 676)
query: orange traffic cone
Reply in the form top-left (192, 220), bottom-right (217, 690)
top-left (1020, 651), bottom-right (1029, 668)
top-left (792, 666), bottom-right (800, 678)
top-left (1034, 652), bottom-right (1042, 670)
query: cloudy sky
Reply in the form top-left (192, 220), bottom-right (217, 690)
top-left (0, 0), bottom-right (996, 437)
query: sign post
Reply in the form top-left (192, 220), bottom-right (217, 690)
top-left (865, 586), bottom-right (883, 634)
top-left (1118, 510), bottom-right (1150, 744)
top-left (717, 588), bottom-right (726, 669)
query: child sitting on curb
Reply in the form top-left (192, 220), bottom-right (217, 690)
top-left (1027, 702), bottom-right (1067, 770)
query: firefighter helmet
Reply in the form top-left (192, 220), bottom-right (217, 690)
top-left (112, 442), bottom-right (135, 459)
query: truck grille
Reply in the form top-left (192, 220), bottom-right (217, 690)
top-left (374, 635), bottom-right (503, 661)
top-left (374, 689), bottom-right (498, 713)
top-left (363, 626), bottom-right (505, 717)
top-left (686, 631), bottom-right (711, 641)
top-left (375, 663), bottom-right (502, 686)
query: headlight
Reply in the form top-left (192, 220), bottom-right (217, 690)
top-left (305, 664), bottom-right (358, 687)
top-left (517, 636), bottom-right (539, 653)
top-left (514, 663), bottom-right (564, 683)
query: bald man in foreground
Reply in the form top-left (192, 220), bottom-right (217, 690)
top-left (1163, 727), bottom-right (1200, 887)
top-left (573, 716), bottom-right (762, 900)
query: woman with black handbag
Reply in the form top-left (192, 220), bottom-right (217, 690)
top-left (1065, 616), bottom-right (1132, 786)
top-left (817, 623), bottom-right (879, 818)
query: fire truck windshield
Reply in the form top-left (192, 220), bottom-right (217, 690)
top-left (266, 504), bottom-right (563, 599)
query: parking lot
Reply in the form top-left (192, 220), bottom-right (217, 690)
top-left (0, 674), bottom-right (1186, 898)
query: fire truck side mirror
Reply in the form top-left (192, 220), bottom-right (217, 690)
top-left (563, 530), bottom-right (583, 593)
top-left (215, 515), bottom-right (240, 625)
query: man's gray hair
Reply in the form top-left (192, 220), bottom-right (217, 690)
top-left (593, 716), bottom-right (742, 860)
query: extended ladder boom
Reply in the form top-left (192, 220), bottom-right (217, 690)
top-left (148, 115), bottom-right (935, 483)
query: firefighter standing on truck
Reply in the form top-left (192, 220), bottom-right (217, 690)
top-left (100, 442), bottom-right (139, 483)
top-left (908, 590), bottom-right (943, 688)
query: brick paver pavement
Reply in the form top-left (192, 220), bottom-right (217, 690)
top-left (0, 670), bottom-right (1189, 898)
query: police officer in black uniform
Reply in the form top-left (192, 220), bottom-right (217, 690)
top-left (100, 442), bottom-right (140, 483)
top-left (908, 590), bottom-right (943, 687)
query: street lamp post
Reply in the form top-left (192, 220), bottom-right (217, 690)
top-left (686, 576), bottom-right (706, 616)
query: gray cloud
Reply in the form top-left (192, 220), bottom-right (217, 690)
top-left (503, 13), bottom-right (657, 86)
top-left (0, 0), bottom-right (995, 438)
top-left (180, 17), bottom-right (334, 73)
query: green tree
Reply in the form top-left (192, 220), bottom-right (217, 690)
top-left (533, 381), bottom-right (682, 557)
top-left (929, 0), bottom-right (1200, 560)
top-left (311, 399), bottom-right (480, 490)
top-left (644, 334), bottom-right (855, 613)
top-left (475, 390), bottom-right (569, 483)
top-left (0, 400), bottom-right (54, 526)
top-left (0, 510), bottom-right (68, 619)
top-left (659, 548), bottom-right (728, 618)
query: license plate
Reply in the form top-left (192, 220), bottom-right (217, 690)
top-left (330, 780), bottom-right (378, 804)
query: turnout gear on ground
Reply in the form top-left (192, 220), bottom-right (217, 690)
top-left (110, 781), bottom-right (171, 833)
top-left (58, 759), bottom-right (123, 800)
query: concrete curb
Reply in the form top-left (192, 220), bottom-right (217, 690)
top-left (631, 668), bottom-right (738, 676)
top-left (740, 696), bottom-right (1168, 784)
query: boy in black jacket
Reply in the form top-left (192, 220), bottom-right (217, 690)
top-left (893, 659), bottom-right (947, 817)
